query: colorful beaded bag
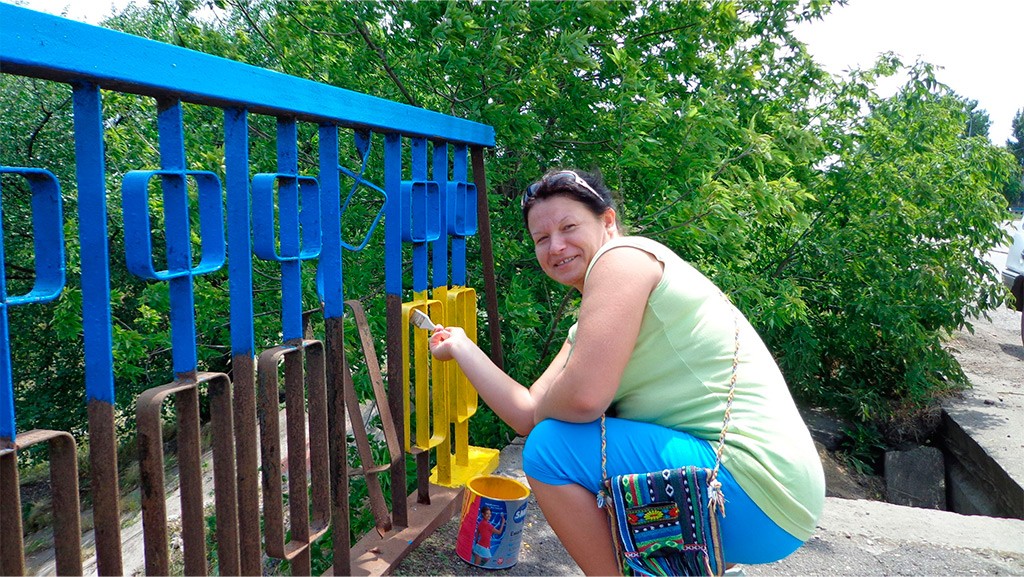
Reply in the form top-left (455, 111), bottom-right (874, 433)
top-left (596, 309), bottom-right (739, 576)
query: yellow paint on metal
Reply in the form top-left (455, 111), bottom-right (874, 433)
top-left (403, 286), bottom-right (500, 488)
top-left (429, 444), bottom-right (499, 487)
top-left (430, 285), bottom-right (500, 487)
top-left (446, 286), bottom-right (478, 465)
top-left (402, 292), bottom-right (451, 484)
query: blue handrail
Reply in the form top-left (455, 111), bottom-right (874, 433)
top-left (0, 4), bottom-right (495, 147)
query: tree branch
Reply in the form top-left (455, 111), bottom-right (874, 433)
top-left (26, 94), bottom-right (72, 161)
top-left (628, 23), bottom-right (699, 45)
top-left (351, 17), bottom-right (419, 108)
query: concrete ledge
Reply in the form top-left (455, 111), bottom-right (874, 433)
top-left (813, 497), bottom-right (1024, 553)
top-left (942, 304), bottom-right (1024, 520)
top-left (751, 498), bottom-right (1024, 575)
top-left (943, 409), bottom-right (1024, 518)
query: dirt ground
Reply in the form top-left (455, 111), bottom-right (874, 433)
top-left (946, 303), bottom-right (1023, 390)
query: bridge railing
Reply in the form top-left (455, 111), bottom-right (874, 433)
top-left (0, 4), bottom-right (500, 575)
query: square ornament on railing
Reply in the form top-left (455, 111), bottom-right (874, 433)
top-left (122, 169), bottom-right (225, 281)
top-left (252, 173), bottom-right (322, 262)
top-left (401, 180), bottom-right (441, 243)
top-left (446, 180), bottom-right (477, 237)
top-left (0, 167), bottom-right (65, 305)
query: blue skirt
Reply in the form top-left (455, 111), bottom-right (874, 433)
top-left (523, 417), bottom-right (804, 564)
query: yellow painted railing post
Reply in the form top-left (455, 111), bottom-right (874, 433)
top-left (402, 292), bottom-right (451, 485)
top-left (430, 286), bottom-right (498, 487)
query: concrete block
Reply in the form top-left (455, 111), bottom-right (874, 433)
top-left (885, 446), bottom-right (946, 510)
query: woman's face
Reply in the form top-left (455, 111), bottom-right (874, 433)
top-left (527, 195), bottom-right (617, 291)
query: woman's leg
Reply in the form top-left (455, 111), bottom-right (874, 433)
top-left (527, 476), bottom-right (620, 576)
top-left (523, 418), bottom-right (804, 565)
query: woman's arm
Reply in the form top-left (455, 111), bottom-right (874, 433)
top-left (534, 245), bottom-right (662, 424)
top-left (429, 329), bottom-right (572, 435)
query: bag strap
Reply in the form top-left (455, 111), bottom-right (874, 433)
top-left (598, 299), bottom-right (740, 516)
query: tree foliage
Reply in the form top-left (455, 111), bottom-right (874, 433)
top-left (963, 99), bottom-right (991, 139)
top-left (3, 0), bottom-right (1018, 465)
top-left (1006, 108), bottom-right (1024, 206)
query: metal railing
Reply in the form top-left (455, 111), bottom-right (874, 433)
top-left (0, 4), bottom-right (500, 575)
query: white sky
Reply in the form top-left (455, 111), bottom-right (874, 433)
top-left (10, 0), bottom-right (132, 24)
top-left (10, 0), bottom-right (1023, 144)
top-left (794, 0), bottom-right (1021, 145)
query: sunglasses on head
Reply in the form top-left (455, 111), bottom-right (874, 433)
top-left (521, 170), bottom-right (603, 209)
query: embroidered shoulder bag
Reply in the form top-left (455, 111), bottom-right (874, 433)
top-left (597, 309), bottom-right (739, 576)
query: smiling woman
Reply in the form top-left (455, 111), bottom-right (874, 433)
top-left (427, 168), bottom-right (825, 575)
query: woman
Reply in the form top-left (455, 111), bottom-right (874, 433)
top-left (428, 168), bottom-right (824, 575)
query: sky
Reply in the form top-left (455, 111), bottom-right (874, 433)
top-left (793, 0), bottom-right (1021, 145)
top-left (8, 0), bottom-right (1022, 145)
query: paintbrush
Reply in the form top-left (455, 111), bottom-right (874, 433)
top-left (409, 309), bottom-right (439, 331)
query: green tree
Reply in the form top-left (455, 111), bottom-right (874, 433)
top-left (763, 60), bottom-right (1011, 440)
top-left (1008, 108), bottom-right (1024, 164)
top-left (1006, 108), bottom-right (1024, 206)
top-left (963, 99), bottom-right (991, 138)
top-left (4, 0), bottom-right (1018, 485)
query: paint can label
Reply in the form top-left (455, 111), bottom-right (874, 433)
top-left (456, 475), bottom-right (530, 569)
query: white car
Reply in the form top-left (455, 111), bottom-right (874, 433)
top-left (1001, 215), bottom-right (1024, 345)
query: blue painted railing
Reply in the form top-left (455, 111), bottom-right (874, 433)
top-left (0, 4), bottom-right (497, 576)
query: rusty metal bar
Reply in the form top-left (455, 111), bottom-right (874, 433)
top-left (208, 375), bottom-right (241, 576)
top-left (307, 341), bottom-right (330, 541)
top-left (343, 300), bottom-right (403, 536)
top-left (386, 293), bottom-right (409, 528)
top-left (0, 440), bottom-right (25, 577)
top-left (231, 354), bottom-right (261, 575)
top-left (471, 146), bottom-right (504, 370)
top-left (86, 400), bottom-right (122, 575)
top-left (136, 372), bottom-right (236, 576)
top-left (324, 316), bottom-right (351, 576)
top-left (178, 384), bottom-right (206, 576)
top-left (257, 339), bottom-right (330, 575)
top-left (10, 430), bottom-right (83, 575)
top-left (284, 346), bottom-right (312, 576)
top-left (1, 430), bottom-right (82, 576)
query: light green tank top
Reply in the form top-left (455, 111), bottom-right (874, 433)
top-left (569, 236), bottom-right (824, 540)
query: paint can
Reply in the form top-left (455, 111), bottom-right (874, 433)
top-left (456, 475), bottom-right (531, 569)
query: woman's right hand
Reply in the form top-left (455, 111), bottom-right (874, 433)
top-left (426, 324), bottom-right (541, 436)
top-left (428, 325), bottom-right (466, 361)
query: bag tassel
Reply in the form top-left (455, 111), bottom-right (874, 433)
top-left (707, 477), bottom-right (726, 518)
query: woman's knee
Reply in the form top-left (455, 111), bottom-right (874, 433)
top-left (522, 419), bottom-right (564, 470)
top-left (522, 419), bottom-right (593, 485)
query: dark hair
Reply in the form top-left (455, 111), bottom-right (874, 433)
top-left (521, 168), bottom-right (618, 227)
